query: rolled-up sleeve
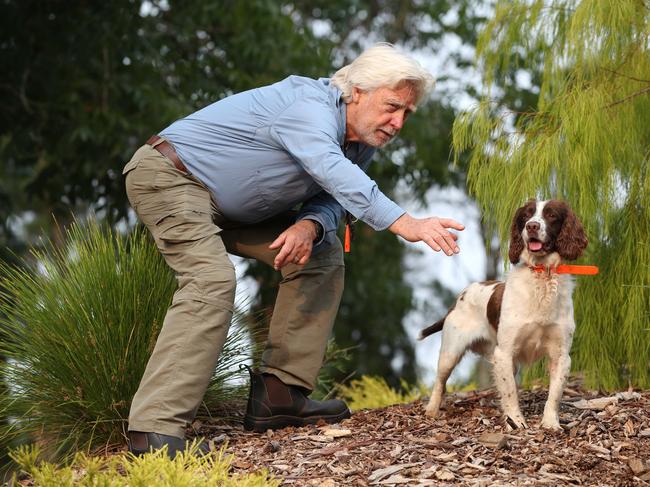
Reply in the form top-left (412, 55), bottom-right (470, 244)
top-left (269, 95), bottom-right (405, 231)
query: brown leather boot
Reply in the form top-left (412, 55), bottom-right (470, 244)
top-left (243, 369), bottom-right (351, 432)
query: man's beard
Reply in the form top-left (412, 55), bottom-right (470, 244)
top-left (364, 127), bottom-right (397, 147)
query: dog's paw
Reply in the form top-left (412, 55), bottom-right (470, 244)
top-left (540, 417), bottom-right (562, 431)
top-left (424, 406), bottom-right (440, 418)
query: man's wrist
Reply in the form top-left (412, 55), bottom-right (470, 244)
top-left (388, 213), bottom-right (409, 236)
top-left (305, 219), bottom-right (324, 242)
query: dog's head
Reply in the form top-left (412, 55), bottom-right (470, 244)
top-left (508, 199), bottom-right (588, 265)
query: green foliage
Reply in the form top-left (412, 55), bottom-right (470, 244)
top-left (9, 444), bottom-right (279, 486)
top-left (312, 338), bottom-right (355, 400)
top-left (0, 0), bottom-right (499, 394)
top-left (0, 0), bottom-right (333, 247)
top-left (336, 227), bottom-right (417, 386)
top-left (337, 375), bottom-right (428, 411)
top-left (453, 0), bottom-right (650, 389)
top-left (0, 219), bottom-right (252, 461)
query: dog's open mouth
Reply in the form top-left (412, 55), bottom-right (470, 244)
top-left (528, 238), bottom-right (544, 252)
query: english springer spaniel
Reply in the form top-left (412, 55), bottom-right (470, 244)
top-left (420, 199), bottom-right (588, 430)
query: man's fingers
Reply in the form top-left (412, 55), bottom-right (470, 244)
top-left (426, 231), bottom-right (460, 255)
top-left (423, 234), bottom-right (441, 253)
top-left (269, 233), bottom-right (286, 250)
top-left (435, 234), bottom-right (455, 256)
top-left (438, 218), bottom-right (465, 231)
top-left (442, 233), bottom-right (460, 254)
top-left (430, 219), bottom-right (461, 254)
top-left (273, 249), bottom-right (291, 269)
top-left (270, 231), bottom-right (314, 269)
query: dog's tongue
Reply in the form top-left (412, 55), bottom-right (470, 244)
top-left (529, 241), bottom-right (543, 252)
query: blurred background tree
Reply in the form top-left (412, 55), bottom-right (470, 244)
top-left (0, 0), bottom-right (542, 391)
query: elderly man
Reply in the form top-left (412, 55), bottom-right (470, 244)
top-left (124, 43), bottom-right (464, 456)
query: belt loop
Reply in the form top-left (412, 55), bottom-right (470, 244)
top-left (147, 135), bottom-right (165, 148)
top-left (146, 135), bottom-right (189, 174)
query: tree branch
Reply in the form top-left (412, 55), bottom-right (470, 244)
top-left (600, 67), bottom-right (650, 84)
top-left (606, 85), bottom-right (650, 108)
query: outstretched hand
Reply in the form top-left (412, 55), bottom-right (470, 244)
top-left (269, 220), bottom-right (318, 270)
top-left (389, 213), bottom-right (464, 255)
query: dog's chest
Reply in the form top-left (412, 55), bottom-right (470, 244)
top-left (504, 270), bottom-right (573, 322)
top-left (500, 270), bottom-right (575, 362)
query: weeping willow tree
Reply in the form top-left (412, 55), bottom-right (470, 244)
top-left (453, 0), bottom-right (650, 390)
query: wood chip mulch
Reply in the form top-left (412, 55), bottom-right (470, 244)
top-left (198, 384), bottom-right (650, 486)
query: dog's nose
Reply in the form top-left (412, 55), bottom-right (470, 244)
top-left (526, 221), bottom-right (540, 233)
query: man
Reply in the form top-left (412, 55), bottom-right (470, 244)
top-left (124, 43), bottom-right (464, 457)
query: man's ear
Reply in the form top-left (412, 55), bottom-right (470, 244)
top-left (351, 87), bottom-right (362, 104)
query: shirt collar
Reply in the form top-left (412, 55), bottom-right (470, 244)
top-left (320, 77), bottom-right (347, 147)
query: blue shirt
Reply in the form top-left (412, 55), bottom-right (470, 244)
top-left (160, 75), bottom-right (405, 247)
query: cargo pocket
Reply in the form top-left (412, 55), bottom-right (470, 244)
top-left (122, 158), bottom-right (141, 176)
top-left (155, 210), bottom-right (218, 244)
top-left (123, 144), bottom-right (153, 175)
top-left (173, 281), bottom-right (235, 313)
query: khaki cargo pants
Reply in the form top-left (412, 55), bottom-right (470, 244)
top-left (123, 143), bottom-right (344, 437)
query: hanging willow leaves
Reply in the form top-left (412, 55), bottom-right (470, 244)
top-left (453, 0), bottom-right (650, 390)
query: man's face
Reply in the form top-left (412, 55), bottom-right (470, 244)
top-left (345, 82), bottom-right (418, 148)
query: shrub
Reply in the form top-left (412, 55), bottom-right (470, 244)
top-left (0, 219), bottom-right (252, 461)
top-left (336, 375), bottom-right (429, 411)
top-left (9, 444), bottom-right (279, 486)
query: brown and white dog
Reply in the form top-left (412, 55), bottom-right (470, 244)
top-left (420, 199), bottom-right (588, 430)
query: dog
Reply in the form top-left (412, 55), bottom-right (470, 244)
top-left (419, 199), bottom-right (588, 430)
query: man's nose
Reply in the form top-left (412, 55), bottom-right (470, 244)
top-left (390, 113), bottom-right (406, 130)
top-left (526, 221), bottom-right (540, 233)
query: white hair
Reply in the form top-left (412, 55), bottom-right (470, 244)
top-left (330, 43), bottom-right (435, 105)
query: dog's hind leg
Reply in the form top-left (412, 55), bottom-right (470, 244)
top-left (425, 324), bottom-right (468, 418)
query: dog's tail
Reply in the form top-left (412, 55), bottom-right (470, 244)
top-left (418, 318), bottom-right (445, 340)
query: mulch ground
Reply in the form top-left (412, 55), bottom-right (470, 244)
top-left (198, 383), bottom-right (650, 486)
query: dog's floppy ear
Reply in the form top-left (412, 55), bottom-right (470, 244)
top-left (556, 205), bottom-right (588, 261)
top-left (508, 203), bottom-right (528, 264)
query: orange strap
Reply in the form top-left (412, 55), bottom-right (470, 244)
top-left (344, 223), bottom-right (351, 253)
top-left (532, 264), bottom-right (599, 275)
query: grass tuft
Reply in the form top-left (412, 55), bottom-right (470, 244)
top-left (0, 218), bottom-right (253, 462)
top-left (337, 375), bottom-right (429, 411)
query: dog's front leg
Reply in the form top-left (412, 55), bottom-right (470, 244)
top-left (493, 345), bottom-right (528, 428)
top-left (541, 350), bottom-right (570, 431)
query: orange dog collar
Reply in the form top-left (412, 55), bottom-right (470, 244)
top-left (531, 265), bottom-right (599, 275)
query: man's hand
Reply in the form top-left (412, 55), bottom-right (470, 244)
top-left (270, 219), bottom-right (319, 270)
top-left (389, 213), bottom-right (464, 256)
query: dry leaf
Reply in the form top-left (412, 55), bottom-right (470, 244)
top-left (571, 396), bottom-right (618, 410)
top-left (478, 432), bottom-right (507, 449)
top-left (629, 458), bottom-right (648, 475)
top-left (435, 469), bottom-right (455, 480)
top-left (321, 428), bottom-right (352, 438)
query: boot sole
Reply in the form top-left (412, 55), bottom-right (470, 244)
top-left (243, 409), bottom-right (351, 432)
